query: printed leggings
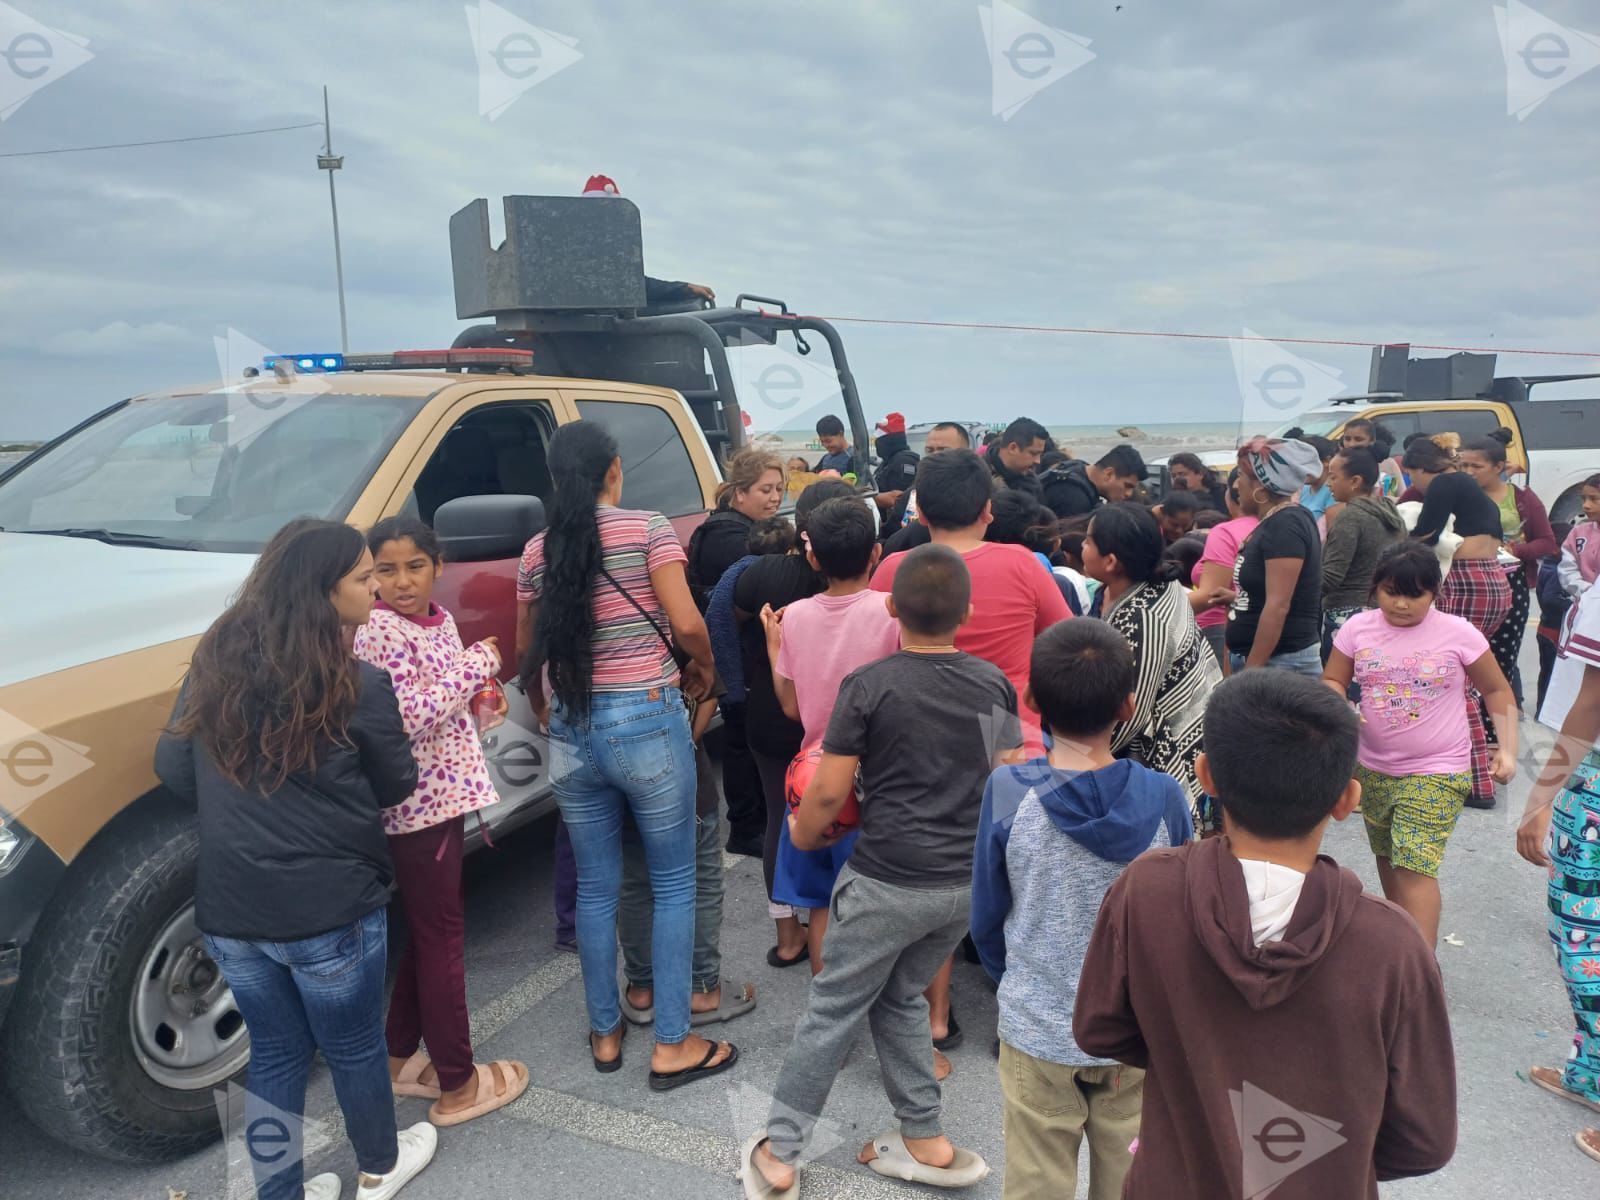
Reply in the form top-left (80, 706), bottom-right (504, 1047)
top-left (1549, 753), bottom-right (1600, 1104)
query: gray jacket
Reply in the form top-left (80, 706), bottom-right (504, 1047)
top-left (1321, 495), bottom-right (1406, 609)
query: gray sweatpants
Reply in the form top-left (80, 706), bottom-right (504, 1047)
top-left (766, 864), bottom-right (971, 1163)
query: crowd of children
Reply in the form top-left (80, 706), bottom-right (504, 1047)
top-left (159, 411), bottom-right (1600, 1199)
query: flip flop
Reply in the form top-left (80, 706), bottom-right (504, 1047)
top-left (620, 990), bottom-right (655, 1026)
top-left (767, 944), bottom-right (809, 969)
top-left (1530, 1066), bottom-right (1600, 1114)
top-left (427, 1060), bottom-right (529, 1127)
top-left (933, 1011), bottom-right (963, 1052)
top-left (391, 1050), bottom-right (442, 1100)
top-left (1578, 1128), bottom-right (1600, 1163)
top-left (737, 1133), bottom-right (799, 1200)
top-left (647, 1040), bottom-right (739, 1092)
top-left (589, 1023), bottom-right (626, 1074)
top-left (692, 980), bottom-right (757, 1027)
top-left (862, 1129), bottom-right (989, 1188)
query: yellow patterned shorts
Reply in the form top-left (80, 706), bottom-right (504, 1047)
top-left (1355, 767), bottom-right (1470, 878)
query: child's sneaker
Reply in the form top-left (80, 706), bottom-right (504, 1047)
top-left (356, 1123), bottom-right (438, 1200)
top-left (305, 1174), bottom-right (342, 1200)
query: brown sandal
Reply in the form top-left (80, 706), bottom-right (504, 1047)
top-left (1530, 1066), bottom-right (1600, 1114)
top-left (427, 1060), bottom-right (530, 1127)
top-left (391, 1051), bottom-right (441, 1100)
top-left (1577, 1128), bottom-right (1600, 1163)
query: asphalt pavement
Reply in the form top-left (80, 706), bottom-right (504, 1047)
top-left (0, 638), bottom-right (1588, 1199)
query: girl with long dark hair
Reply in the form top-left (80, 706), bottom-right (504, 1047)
top-left (517, 420), bottom-right (737, 1089)
top-left (1082, 502), bottom-right (1221, 822)
top-left (155, 519), bottom-right (436, 1200)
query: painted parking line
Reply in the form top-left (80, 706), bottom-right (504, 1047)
top-left (225, 955), bottom-right (584, 1200)
top-left (503, 1084), bottom-right (925, 1200)
top-left (468, 953), bottom-right (583, 1045)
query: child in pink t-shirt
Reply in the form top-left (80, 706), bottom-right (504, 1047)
top-left (762, 497), bottom-right (899, 975)
top-left (1323, 542), bottom-right (1517, 948)
top-left (354, 516), bottom-right (528, 1125)
top-left (1557, 475), bottom-right (1600, 598)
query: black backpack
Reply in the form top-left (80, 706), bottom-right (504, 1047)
top-left (685, 509), bottom-right (747, 612)
top-left (1038, 459), bottom-right (1099, 516)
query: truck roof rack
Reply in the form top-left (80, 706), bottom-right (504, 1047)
top-left (1365, 343), bottom-right (1600, 405)
top-left (446, 196), bottom-right (870, 465)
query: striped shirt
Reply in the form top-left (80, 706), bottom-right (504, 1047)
top-left (517, 506), bottom-right (686, 692)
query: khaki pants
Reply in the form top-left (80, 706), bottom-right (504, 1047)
top-left (998, 1042), bottom-right (1143, 1200)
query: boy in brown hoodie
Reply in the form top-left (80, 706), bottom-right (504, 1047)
top-left (1073, 670), bottom-right (1457, 1199)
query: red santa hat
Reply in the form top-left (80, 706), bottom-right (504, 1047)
top-left (876, 411), bottom-right (906, 435)
top-left (582, 174), bottom-right (620, 196)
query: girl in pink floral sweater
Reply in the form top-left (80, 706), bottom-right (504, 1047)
top-left (354, 517), bottom-right (528, 1127)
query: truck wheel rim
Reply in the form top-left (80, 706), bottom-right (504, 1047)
top-left (129, 903), bottom-right (250, 1090)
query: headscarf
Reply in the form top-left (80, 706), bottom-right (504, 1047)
top-left (1238, 436), bottom-right (1323, 498)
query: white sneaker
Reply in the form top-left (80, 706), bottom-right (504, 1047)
top-left (305, 1175), bottom-right (342, 1200)
top-left (356, 1123), bottom-right (438, 1200)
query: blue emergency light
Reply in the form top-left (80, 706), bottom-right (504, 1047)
top-left (263, 353), bottom-right (345, 373)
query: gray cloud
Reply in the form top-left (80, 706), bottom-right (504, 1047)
top-left (1, 0), bottom-right (1596, 439)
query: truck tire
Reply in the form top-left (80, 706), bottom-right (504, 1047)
top-left (3, 803), bottom-right (248, 1162)
top-left (1551, 485), bottom-right (1585, 531)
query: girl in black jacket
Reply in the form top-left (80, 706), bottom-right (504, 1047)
top-left (156, 518), bottom-right (435, 1200)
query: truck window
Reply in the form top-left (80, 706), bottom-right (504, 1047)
top-left (0, 391), bottom-right (420, 552)
top-left (409, 402), bottom-right (555, 523)
top-left (575, 399), bottom-right (704, 517)
top-left (1412, 408), bottom-right (1504, 444)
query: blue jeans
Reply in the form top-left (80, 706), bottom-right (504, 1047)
top-left (203, 909), bottom-right (396, 1200)
top-left (550, 687), bottom-right (698, 1043)
top-left (1229, 642), bottom-right (1324, 679)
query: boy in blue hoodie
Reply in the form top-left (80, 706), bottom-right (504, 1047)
top-left (972, 619), bottom-right (1193, 1200)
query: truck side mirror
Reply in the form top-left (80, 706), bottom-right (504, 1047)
top-left (433, 495), bottom-right (546, 562)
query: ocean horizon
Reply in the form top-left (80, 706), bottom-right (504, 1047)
top-left (765, 419), bottom-right (1244, 458)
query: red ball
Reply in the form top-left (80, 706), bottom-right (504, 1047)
top-left (784, 744), bottom-right (859, 837)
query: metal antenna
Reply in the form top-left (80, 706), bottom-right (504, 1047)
top-left (317, 86), bottom-right (349, 353)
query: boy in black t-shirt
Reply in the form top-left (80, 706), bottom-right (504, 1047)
top-left (740, 544), bottom-right (1020, 1196)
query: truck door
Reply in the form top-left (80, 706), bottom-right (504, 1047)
top-left (391, 395), bottom-right (567, 655)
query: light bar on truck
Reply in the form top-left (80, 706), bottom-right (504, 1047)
top-left (262, 353), bottom-right (345, 373)
top-left (259, 348), bottom-right (536, 374)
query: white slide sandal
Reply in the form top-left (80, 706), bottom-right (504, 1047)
top-left (736, 1133), bottom-right (800, 1200)
top-left (863, 1129), bottom-right (990, 1188)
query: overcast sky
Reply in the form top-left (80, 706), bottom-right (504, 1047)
top-left (1, 0), bottom-right (1597, 441)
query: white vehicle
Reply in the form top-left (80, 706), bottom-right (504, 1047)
top-left (1148, 346), bottom-right (1600, 524)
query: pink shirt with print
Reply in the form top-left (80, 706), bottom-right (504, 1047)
top-left (1333, 606), bottom-right (1490, 777)
top-left (1192, 516), bottom-right (1257, 630)
top-left (354, 601), bottom-right (501, 836)
top-left (775, 589), bottom-right (901, 745)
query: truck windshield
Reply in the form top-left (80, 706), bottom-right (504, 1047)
top-left (0, 388), bottom-right (424, 552)
top-left (1267, 410), bottom-right (1345, 439)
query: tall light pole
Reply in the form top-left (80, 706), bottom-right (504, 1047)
top-left (317, 85), bottom-right (349, 353)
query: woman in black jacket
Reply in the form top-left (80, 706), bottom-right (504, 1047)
top-left (685, 448), bottom-right (785, 855)
top-left (155, 518), bottom-right (434, 1200)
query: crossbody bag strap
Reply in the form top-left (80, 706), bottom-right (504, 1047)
top-left (596, 562), bottom-right (679, 661)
